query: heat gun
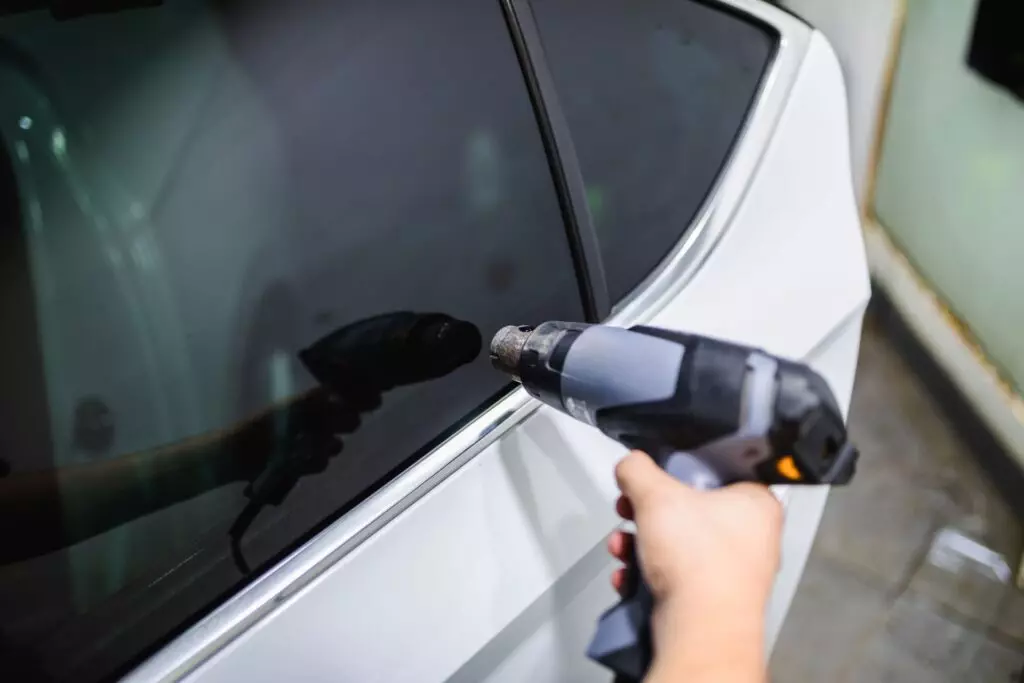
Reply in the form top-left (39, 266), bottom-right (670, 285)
top-left (489, 321), bottom-right (858, 681)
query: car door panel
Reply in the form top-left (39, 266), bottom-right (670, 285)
top-left (167, 30), bottom-right (870, 683)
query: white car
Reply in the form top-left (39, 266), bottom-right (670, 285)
top-left (0, 0), bottom-right (868, 681)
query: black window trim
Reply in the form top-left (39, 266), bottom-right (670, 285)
top-left (499, 0), bottom-right (610, 321)
top-left (126, 2), bottom-right (810, 680)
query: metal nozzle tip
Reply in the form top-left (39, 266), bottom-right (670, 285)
top-left (489, 325), bottom-right (533, 381)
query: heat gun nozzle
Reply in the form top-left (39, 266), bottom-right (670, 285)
top-left (489, 325), bottom-right (533, 382)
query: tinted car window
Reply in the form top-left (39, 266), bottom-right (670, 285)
top-left (0, 1), bottom-right (583, 679)
top-left (530, 0), bottom-right (775, 302)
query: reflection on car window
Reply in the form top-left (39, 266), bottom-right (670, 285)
top-left (531, 0), bottom-right (775, 302)
top-left (0, 1), bottom-right (584, 680)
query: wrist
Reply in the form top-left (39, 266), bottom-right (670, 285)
top-left (649, 595), bottom-right (767, 683)
top-left (648, 647), bottom-right (766, 683)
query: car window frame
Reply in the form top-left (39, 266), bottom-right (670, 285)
top-left (127, 1), bottom-right (808, 680)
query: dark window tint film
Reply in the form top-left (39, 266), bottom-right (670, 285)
top-left (0, 1), bottom-right (582, 679)
top-left (530, 0), bottom-right (775, 302)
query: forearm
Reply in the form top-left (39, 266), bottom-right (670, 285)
top-left (646, 595), bottom-right (767, 683)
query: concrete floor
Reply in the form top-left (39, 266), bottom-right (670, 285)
top-left (771, 314), bottom-right (1024, 682)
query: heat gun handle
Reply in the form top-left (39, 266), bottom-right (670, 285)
top-left (587, 452), bottom-right (724, 682)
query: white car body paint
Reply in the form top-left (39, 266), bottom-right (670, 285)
top-left (137, 25), bottom-right (870, 682)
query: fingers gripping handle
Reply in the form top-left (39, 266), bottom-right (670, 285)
top-left (587, 452), bottom-right (723, 682)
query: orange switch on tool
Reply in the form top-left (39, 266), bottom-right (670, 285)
top-left (776, 456), bottom-right (803, 481)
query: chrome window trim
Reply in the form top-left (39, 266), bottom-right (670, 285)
top-left (127, 3), bottom-right (811, 680)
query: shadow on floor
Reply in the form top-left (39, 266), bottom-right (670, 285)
top-left (771, 313), bottom-right (1024, 682)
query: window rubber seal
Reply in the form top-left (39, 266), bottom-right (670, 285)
top-left (498, 0), bottom-right (611, 321)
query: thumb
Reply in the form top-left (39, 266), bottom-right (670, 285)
top-left (615, 451), bottom-right (674, 510)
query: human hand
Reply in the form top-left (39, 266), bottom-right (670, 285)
top-left (608, 451), bottom-right (783, 681)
